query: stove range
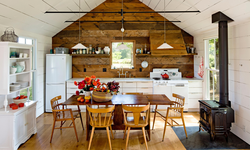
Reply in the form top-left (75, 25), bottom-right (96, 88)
top-left (150, 68), bottom-right (182, 81)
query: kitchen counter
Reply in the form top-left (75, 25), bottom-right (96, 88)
top-left (67, 77), bottom-right (202, 82)
top-left (67, 78), bottom-right (153, 82)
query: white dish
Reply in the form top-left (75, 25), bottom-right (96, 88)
top-left (16, 81), bottom-right (29, 87)
top-left (10, 84), bottom-right (21, 91)
top-left (141, 61), bottom-right (148, 68)
top-left (95, 51), bottom-right (100, 54)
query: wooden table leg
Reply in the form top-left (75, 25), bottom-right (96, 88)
top-left (147, 107), bottom-right (151, 141)
top-left (86, 106), bottom-right (90, 141)
top-left (78, 105), bottom-right (84, 130)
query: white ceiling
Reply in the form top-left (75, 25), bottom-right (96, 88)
top-left (0, 0), bottom-right (249, 37)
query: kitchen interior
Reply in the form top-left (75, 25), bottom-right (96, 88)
top-left (0, 0), bottom-right (250, 150)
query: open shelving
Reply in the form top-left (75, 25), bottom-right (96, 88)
top-left (0, 42), bottom-right (32, 112)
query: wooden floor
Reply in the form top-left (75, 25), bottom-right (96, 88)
top-left (19, 112), bottom-right (200, 150)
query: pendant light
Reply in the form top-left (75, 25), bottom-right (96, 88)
top-left (72, 0), bottom-right (86, 49)
top-left (116, 0), bottom-right (129, 50)
top-left (157, 0), bottom-right (173, 49)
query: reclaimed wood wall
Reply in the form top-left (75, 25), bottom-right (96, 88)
top-left (52, 0), bottom-right (194, 78)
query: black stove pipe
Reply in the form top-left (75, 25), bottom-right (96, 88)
top-left (212, 12), bottom-right (233, 106)
top-left (219, 21), bottom-right (229, 106)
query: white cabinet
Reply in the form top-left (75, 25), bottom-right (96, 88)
top-left (0, 101), bottom-right (37, 150)
top-left (0, 42), bottom-right (33, 112)
top-left (188, 80), bottom-right (203, 111)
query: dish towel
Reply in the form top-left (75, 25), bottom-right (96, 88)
top-left (198, 56), bottom-right (204, 78)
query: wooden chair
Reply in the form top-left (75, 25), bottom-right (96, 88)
top-left (122, 103), bottom-right (150, 150)
top-left (50, 96), bottom-right (80, 143)
top-left (122, 92), bottom-right (144, 117)
top-left (152, 93), bottom-right (188, 141)
top-left (87, 105), bottom-right (115, 150)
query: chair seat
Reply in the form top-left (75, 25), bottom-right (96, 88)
top-left (125, 116), bottom-right (147, 127)
top-left (56, 111), bottom-right (79, 120)
top-left (156, 109), bottom-right (181, 118)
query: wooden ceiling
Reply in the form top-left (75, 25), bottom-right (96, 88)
top-left (0, 0), bottom-right (249, 37)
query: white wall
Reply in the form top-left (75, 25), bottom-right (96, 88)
top-left (194, 21), bottom-right (250, 144)
top-left (0, 25), bottom-right (52, 117)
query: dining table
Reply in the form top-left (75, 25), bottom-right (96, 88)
top-left (63, 94), bottom-right (174, 141)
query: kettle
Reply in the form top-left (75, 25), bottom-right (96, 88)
top-left (14, 65), bottom-right (24, 73)
top-left (161, 73), bottom-right (169, 79)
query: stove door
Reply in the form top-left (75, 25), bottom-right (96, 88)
top-left (171, 84), bottom-right (189, 111)
top-left (153, 83), bottom-right (172, 109)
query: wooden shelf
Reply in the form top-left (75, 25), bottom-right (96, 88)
top-left (71, 54), bottom-right (110, 57)
top-left (135, 54), bottom-right (151, 57)
top-left (136, 53), bottom-right (198, 57)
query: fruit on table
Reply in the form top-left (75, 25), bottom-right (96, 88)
top-left (77, 97), bottom-right (84, 102)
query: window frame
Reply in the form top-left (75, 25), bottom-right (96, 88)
top-left (204, 38), bottom-right (219, 100)
top-left (18, 36), bottom-right (37, 101)
top-left (110, 40), bottom-right (136, 70)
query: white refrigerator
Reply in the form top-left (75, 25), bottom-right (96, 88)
top-left (45, 54), bottom-right (72, 112)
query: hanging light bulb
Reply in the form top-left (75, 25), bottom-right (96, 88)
top-left (72, 0), bottom-right (87, 49)
top-left (116, 1), bottom-right (129, 50)
top-left (157, 0), bottom-right (173, 49)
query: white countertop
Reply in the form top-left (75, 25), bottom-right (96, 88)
top-left (0, 101), bottom-right (37, 115)
top-left (67, 77), bottom-right (202, 82)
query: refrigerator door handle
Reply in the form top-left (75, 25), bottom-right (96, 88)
top-left (46, 83), bottom-right (65, 85)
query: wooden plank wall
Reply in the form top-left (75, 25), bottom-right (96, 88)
top-left (52, 0), bottom-right (194, 78)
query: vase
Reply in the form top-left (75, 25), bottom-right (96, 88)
top-left (85, 91), bottom-right (91, 97)
top-left (104, 46), bottom-right (110, 54)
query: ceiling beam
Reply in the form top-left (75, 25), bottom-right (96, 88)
top-left (65, 20), bottom-right (181, 23)
top-left (45, 10), bottom-right (200, 14)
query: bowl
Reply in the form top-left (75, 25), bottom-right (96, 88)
top-left (95, 51), bottom-right (100, 54)
top-left (13, 98), bottom-right (27, 105)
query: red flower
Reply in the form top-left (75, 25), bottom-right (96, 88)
top-left (76, 91), bottom-right (80, 95)
top-left (91, 75), bottom-right (96, 79)
top-left (78, 82), bottom-right (85, 89)
top-left (93, 81), bottom-right (97, 86)
top-left (89, 87), bottom-right (94, 91)
top-left (74, 81), bottom-right (78, 86)
top-left (85, 77), bottom-right (91, 83)
top-left (97, 79), bottom-right (100, 82)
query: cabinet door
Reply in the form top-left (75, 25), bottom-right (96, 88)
top-left (26, 106), bottom-right (36, 136)
top-left (122, 87), bottom-right (137, 93)
top-left (136, 87), bottom-right (153, 94)
top-left (14, 111), bottom-right (26, 145)
top-left (123, 82), bottom-right (136, 88)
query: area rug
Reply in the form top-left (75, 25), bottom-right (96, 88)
top-left (172, 126), bottom-right (250, 150)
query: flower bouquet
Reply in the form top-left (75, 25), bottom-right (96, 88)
top-left (74, 75), bottom-right (101, 101)
top-left (92, 81), bottom-right (120, 102)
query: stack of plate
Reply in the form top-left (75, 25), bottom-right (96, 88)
top-left (10, 84), bottom-right (21, 91)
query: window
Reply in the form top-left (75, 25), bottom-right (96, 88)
top-left (205, 38), bottom-right (219, 101)
top-left (111, 41), bottom-right (135, 69)
top-left (18, 37), bottom-right (36, 100)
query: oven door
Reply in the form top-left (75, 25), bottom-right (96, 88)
top-left (153, 83), bottom-right (172, 110)
top-left (171, 83), bottom-right (189, 111)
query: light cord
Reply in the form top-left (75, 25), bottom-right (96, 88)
top-left (164, 0), bottom-right (166, 43)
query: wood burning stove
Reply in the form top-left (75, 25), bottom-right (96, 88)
top-left (199, 100), bottom-right (234, 141)
top-left (199, 12), bottom-right (234, 141)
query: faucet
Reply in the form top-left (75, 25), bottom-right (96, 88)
top-left (117, 66), bottom-right (125, 78)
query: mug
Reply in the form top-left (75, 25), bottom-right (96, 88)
top-left (19, 53), bottom-right (23, 58)
top-left (23, 53), bottom-right (28, 58)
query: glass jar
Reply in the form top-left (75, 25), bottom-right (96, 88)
top-left (83, 49), bottom-right (86, 54)
top-left (79, 49), bottom-right (83, 54)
